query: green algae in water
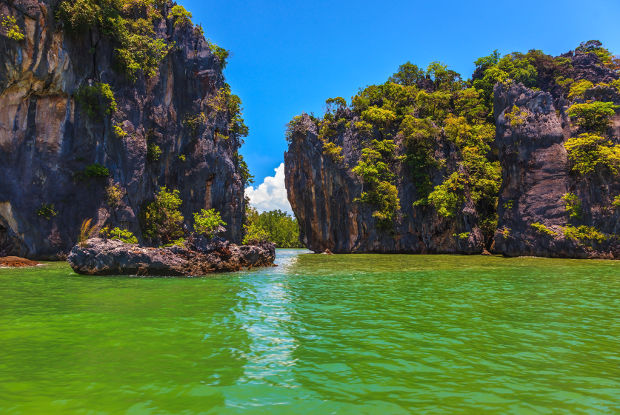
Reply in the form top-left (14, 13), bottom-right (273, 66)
top-left (0, 251), bottom-right (619, 414)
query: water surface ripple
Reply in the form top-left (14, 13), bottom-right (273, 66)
top-left (0, 250), bottom-right (619, 414)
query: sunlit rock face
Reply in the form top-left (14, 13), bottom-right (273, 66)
top-left (0, 0), bottom-right (245, 258)
top-left (493, 85), bottom-right (620, 259)
top-left (284, 115), bottom-right (486, 255)
top-left (285, 52), bottom-right (620, 258)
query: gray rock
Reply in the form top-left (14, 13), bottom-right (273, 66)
top-left (67, 238), bottom-right (276, 276)
top-left (492, 82), bottom-right (619, 259)
top-left (0, 0), bottom-right (246, 259)
top-left (284, 117), bottom-right (485, 254)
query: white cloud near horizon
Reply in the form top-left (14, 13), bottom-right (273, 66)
top-left (245, 163), bottom-right (293, 214)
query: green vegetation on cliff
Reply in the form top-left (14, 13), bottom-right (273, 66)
top-left (143, 187), bottom-right (185, 246)
top-left (287, 40), bottom-right (619, 247)
top-left (303, 59), bottom-right (501, 237)
top-left (1, 14), bottom-right (24, 41)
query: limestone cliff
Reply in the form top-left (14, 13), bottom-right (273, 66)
top-left (285, 45), bottom-right (620, 258)
top-left (285, 115), bottom-right (487, 254)
top-left (493, 56), bottom-right (620, 258)
top-left (0, 0), bottom-right (248, 258)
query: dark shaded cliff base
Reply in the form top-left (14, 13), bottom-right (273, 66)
top-left (67, 238), bottom-right (276, 276)
top-left (0, 256), bottom-right (40, 268)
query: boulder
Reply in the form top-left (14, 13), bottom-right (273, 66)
top-left (67, 238), bottom-right (275, 276)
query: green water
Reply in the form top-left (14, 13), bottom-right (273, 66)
top-left (0, 251), bottom-right (619, 414)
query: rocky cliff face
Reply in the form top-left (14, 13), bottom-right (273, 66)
top-left (285, 115), bottom-right (486, 254)
top-left (285, 46), bottom-right (620, 258)
top-left (0, 0), bottom-right (247, 258)
top-left (493, 61), bottom-right (620, 258)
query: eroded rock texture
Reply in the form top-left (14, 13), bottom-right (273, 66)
top-left (67, 238), bottom-right (276, 276)
top-left (493, 83), bottom-right (620, 259)
top-left (0, 0), bottom-right (246, 258)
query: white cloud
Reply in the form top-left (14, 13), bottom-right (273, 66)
top-left (245, 163), bottom-right (293, 214)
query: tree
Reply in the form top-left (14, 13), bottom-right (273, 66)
top-left (243, 206), bottom-right (302, 247)
top-left (564, 133), bottom-right (620, 175)
top-left (389, 62), bottom-right (425, 86)
top-left (567, 101), bottom-right (618, 133)
top-left (143, 187), bottom-right (185, 245)
top-left (193, 209), bottom-right (226, 238)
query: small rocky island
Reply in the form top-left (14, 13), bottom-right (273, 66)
top-left (68, 238), bottom-right (275, 276)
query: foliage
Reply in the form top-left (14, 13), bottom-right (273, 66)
top-left (576, 40), bottom-right (615, 67)
top-left (563, 225), bottom-right (607, 244)
top-left (57, 0), bottom-right (173, 81)
top-left (207, 85), bottom-right (249, 139)
top-left (79, 218), bottom-right (97, 247)
top-left (568, 79), bottom-right (594, 100)
top-left (612, 195), bottom-right (620, 208)
top-left (113, 124), bottom-right (128, 138)
top-left (234, 153), bottom-right (254, 184)
top-left (168, 5), bottom-right (192, 27)
top-left (193, 209), bottom-right (226, 238)
top-left (243, 206), bottom-right (302, 247)
top-left (400, 115), bottom-right (439, 202)
top-left (428, 172), bottom-right (464, 218)
top-left (361, 107), bottom-right (396, 132)
top-left (564, 133), bottom-right (620, 175)
top-left (453, 232), bottom-right (470, 240)
top-left (82, 163), bottom-right (110, 178)
top-left (106, 183), bottom-right (124, 207)
top-left (325, 96), bottom-right (347, 113)
top-left (143, 187), bottom-right (185, 245)
top-left (503, 200), bottom-right (514, 209)
top-left (163, 238), bottom-right (186, 248)
top-left (242, 222), bottom-right (271, 245)
top-left (183, 112), bottom-right (206, 137)
top-left (285, 115), bottom-right (307, 142)
top-left (209, 43), bottom-right (229, 68)
top-left (178, 154), bottom-right (186, 162)
top-left (147, 143), bottom-right (162, 162)
top-left (567, 101), bottom-right (618, 133)
top-left (530, 222), bottom-right (557, 236)
top-left (1, 14), bottom-right (24, 41)
top-left (37, 203), bottom-right (58, 220)
top-left (100, 226), bottom-right (138, 244)
top-left (76, 83), bottom-right (117, 120)
top-left (322, 140), bottom-right (345, 163)
top-left (562, 193), bottom-right (582, 219)
top-left (215, 132), bottom-right (229, 141)
top-left (473, 51), bottom-right (538, 112)
top-left (388, 62), bottom-right (426, 86)
top-left (352, 139), bottom-right (401, 229)
top-left (504, 105), bottom-right (528, 127)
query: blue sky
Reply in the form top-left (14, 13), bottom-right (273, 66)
top-left (180, 0), bottom-right (620, 212)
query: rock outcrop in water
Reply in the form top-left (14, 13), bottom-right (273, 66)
top-left (68, 238), bottom-right (275, 276)
top-left (0, 0), bottom-right (248, 259)
top-left (0, 256), bottom-right (39, 267)
top-left (284, 114), bottom-right (487, 254)
top-left (285, 44), bottom-right (620, 258)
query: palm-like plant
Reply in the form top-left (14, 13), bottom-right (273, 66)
top-left (78, 218), bottom-right (97, 247)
